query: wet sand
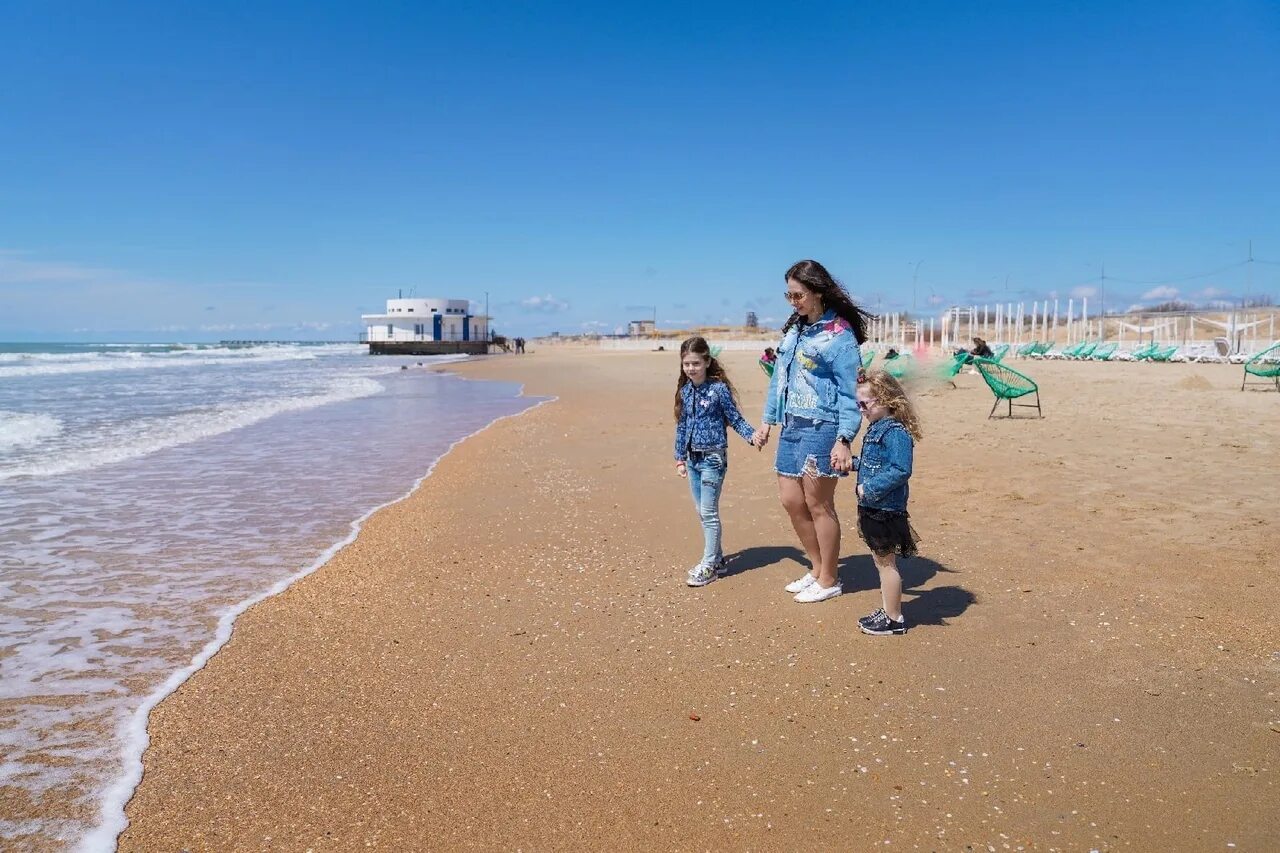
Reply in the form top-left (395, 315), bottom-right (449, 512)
top-left (120, 348), bottom-right (1278, 851)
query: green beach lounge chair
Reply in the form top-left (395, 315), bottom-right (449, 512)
top-left (972, 357), bottom-right (1043, 419)
top-left (1072, 342), bottom-right (1099, 360)
top-left (1089, 342), bottom-right (1119, 361)
top-left (1129, 342), bottom-right (1158, 360)
top-left (759, 358), bottom-right (775, 378)
top-left (1149, 345), bottom-right (1179, 362)
top-left (1241, 341), bottom-right (1280, 391)
top-left (862, 350), bottom-right (876, 370)
top-left (1017, 341), bottom-right (1040, 357)
top-left (990, 344), bottom-right (1011, 362)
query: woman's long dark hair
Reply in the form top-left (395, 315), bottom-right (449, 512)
top-left (781, 259), bottom-right (874, 344)
top-left (673, 336), bottom-right (740, 422)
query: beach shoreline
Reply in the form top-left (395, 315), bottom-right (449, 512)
top-left (117, 348), bottom-right (1277, 851)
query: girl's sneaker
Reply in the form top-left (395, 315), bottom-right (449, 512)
top-left (686, 562), bottom-right (718, 587)
top-left (794, 582), bottom-right (842, 603)
top-left (860, 611), bottom-right (907, 635)
top-left (858, 608), bottom-right (886, 628)
top-left (784, 573), bottom-right (817, 594)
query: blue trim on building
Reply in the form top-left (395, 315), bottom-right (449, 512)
top-left (432, 314), bottom-right (443, 341)
top-left (462, 315), bottom-right (470, 341)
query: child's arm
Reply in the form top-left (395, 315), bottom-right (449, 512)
top-left (718, 384), bottom-right (756, 444)
top-left (859, 428), bottom-right (913, 504)
top-left (673, 389), bottom-right (689, 462)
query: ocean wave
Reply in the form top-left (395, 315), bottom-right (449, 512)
top-left (0, 376), bottom-right (384, 481)
top-left (0, 411), bottom-right (65, 451)
top-left (0, 347), bottom-right (331, 378)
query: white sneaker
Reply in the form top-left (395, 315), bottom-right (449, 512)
top-left (784, 573), bottom-right (817, 594)
top-left (794, 582), bottom-right (842, 603)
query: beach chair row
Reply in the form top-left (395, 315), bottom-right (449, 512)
top-left (1025, 340), bottom-right (1179, 361)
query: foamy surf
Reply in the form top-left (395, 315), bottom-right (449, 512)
top-left (0, 410), bottom-right (64, 450)
top-left (0, 376), bottom-right (385, 480)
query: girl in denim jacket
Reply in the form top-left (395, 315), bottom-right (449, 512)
top-left (758, 260), bottom-right (875, 604)
top-left (673, 336), bottom-right (762, 587)
top-left (853, 371), bottom-right (923, 635)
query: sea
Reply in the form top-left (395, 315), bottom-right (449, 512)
top-left (0, 342), bottom-right (546, 851)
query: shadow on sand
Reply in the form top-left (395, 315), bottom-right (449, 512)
top-left (722, 546), bottom-right (977, 627)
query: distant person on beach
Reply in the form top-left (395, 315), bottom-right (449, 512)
top-left (885, 348), bottom-right (900, 360)
top-left (757, 259), bottom-right (874, 604)
top-left (854, 371), bottom-right (923, 636)
top-left (673, 336), bottom-right (762, 587)
top-left (762, 347), bottom-right (776, 364)
top-left (957, 336), bottom-right (993, 362)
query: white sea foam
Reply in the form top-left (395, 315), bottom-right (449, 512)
top-left (0, 347), bottom-right (330, 378)
top-left (0, 376), bottom-right (384, 481)
top-left (0, 410), bottom-right (64, 450)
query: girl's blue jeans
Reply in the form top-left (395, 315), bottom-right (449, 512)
top-left (686, 449), bottom-right (726, 566)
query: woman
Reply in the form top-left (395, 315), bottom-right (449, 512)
top-left (758, 260), bottom-right (874, 603)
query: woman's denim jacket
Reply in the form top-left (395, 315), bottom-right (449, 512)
top-left (763, 309), bottom-right (862, 442)
top-left (857, 417), bottom-right (913, 512)
top-left (674, 380), bottom-right (756, 461)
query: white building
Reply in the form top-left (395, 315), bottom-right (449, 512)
top-left (361, 298), bottom-right (489, 344)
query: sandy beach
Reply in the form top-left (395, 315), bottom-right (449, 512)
top-left (118, 347), bottom-right (1277, 851)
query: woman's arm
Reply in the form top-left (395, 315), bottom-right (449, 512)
top-left (832, 337), bottom-right (863, 443)
top-left (762, 335), bottom-right (786, 425)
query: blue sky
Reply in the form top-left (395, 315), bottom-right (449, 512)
top-left (1, 0), bottom-right (1278, 341)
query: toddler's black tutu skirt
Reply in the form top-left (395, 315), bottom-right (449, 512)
top-left (857, 506), bottom-right (920, 557)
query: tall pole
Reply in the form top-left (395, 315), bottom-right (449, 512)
top-left (484, 291), bottom-right (490, 341)
top-left (911, 260), bottom-right (923, 313)
top-left (1100, 263), bottom-right (1107, 341)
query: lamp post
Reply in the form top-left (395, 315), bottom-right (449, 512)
top-left (910, 260), bottom-right (923, 313)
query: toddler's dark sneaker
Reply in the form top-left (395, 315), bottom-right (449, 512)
top-left (859, 611), bottom-right (907, 635)
top-left (858, 608), bottom-right (886, 628)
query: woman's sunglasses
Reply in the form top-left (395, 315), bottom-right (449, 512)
top-left (783, 291), bottom-right (807, 303)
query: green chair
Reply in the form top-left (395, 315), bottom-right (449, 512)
top-left (1149, 345), bottom-right (1179, 362)
top-left (989, 344), bottom-right (1010, 362)
top-left (1072, 342), bottom-right (1099, 360)
top-left (1129, 342), bottom-right (1158, 360)
top-left (1050, 341), bottom-right (1087, 359)
top-left (1241, 341), bottom-right (1280, 391)
top-left (1017, 341), bottom-right (1040, 357)
top-left (862, 349), bottom-right (876, 370)
top-left (973, 357), bottom-right (1043, 419)
top-left (885, 353), bottom-right (913, 379)
top-left (1090, 342), bottom-right (1119, 361)
top-left (759, 359), bottom-right (775, 378)
top-left (709, 345), bottom-right (723, 358)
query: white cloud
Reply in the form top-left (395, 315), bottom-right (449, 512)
top-left (1125, 303), bottom-right (1146, 313)
top-left (1071, 286), bottom-right (1098, 299)
top-left (1047, 290), bottom-right (1059, 299)
top-left (521, 294), bottom-right (570, 313)
top-left (580, 320), bottom-right (609, 329)
top-left (1141, 285), bottom-right (1179, 301)
top-left (1199, 286), bottom-right (1227, 299)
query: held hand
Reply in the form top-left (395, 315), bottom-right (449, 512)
top-left (676, 461), bottom-right (688, 478)
top-left (756, 426), bottom-right (771, 451)
top-left (830, 442), bottom-right (853, 474)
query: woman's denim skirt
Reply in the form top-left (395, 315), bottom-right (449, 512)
top-left (775, 415), bottom-right (846, 479)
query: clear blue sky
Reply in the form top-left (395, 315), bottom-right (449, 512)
top-left (1, 0), bottom-right (1277, 340)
